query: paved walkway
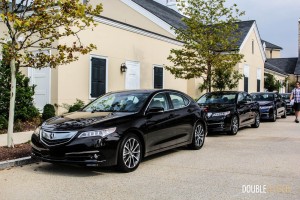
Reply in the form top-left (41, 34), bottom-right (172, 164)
top-left (0, 131), bottom-right (33, 147)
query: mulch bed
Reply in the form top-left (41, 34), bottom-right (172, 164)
top-left (0, 143), bottom-right (31, 162)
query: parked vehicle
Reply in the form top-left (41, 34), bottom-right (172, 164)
top-left (280, 93), bottom-right (294, 115)
top-left (251, 92), bottom-right (286, 121)
top-left (31, 90), bottom-right (207, 172)
top-left (197, 91), bottom-right (260, 135)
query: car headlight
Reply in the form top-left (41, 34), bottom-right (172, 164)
top-left (208, 111), bottom-right (230, 117)
top-left (260, 106), bottom-right (272, 110)
top-left (78, 127), bottom-right (116, 138)
top-left (33, 126), bottom-right (41, 137)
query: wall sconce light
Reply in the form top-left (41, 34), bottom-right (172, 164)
top-left (120, 63), bottom-right (127, 73)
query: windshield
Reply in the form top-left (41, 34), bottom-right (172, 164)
top-left (281, 94), bottom-right (290, 100)
top-left (252, 93), bottom-right (274, 101)
top-left (197, 93), bottom-right (236, 104)
top-left (83, 92), bottom-right (150, 112)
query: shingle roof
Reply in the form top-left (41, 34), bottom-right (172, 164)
top-left (264, 61), bottom-right (287, 75)
top-left (266, 58), bottom-right (298, 75)
top-left (261, 40), bottom-right (283, 50)
top-left (131, 0), bottom-right (186, 30)
top-left (131, 0), bottom-right (254, 48)
top-left (295, 59), bottom-right (300, 74)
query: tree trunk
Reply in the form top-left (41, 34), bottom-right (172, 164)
top-left (7, 58), bottom-right (16, 148)
top-left (207, 63), bottom-right (212, 92)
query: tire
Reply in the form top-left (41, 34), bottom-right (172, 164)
top-left (227, 115), bottom-right (239, 135)
top-left (281, 108), bottom-right (287, 118)
top-left (271, 109), bottom-right (277, 122)
top-left (251, 112), bottom-right (260, 128)
top-left (117, 134), bottom-right (142, 173)
top-left (188, 122), bottom-right (205, 150)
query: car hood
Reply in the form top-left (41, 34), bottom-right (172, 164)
top-left (42, 111), bottom-right (135, 130)
top-left (198, 103), bottom-right (235, 112)
top-left (257, 101), bottom-right (273, 106)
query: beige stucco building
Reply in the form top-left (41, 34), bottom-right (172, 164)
top-left (3, 0), bottom-right (295, 114)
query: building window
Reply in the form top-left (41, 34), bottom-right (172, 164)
top-left (244, 65), bottom-right (249, 92)
top-left (153, 66), bottom-right (163, 89)
top-left (252, 40), bottom-right (254, 54)
top-left (257, 68), bottom-right (261, 92)
top-left (90, 56), bottom-right (107, 99)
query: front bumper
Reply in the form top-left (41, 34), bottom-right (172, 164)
top-left (206, 116), bottom-right (231, 132)
top-left (259, 108), bottom-right (274, 120)
top-left (31, 133), bottom-right (120, 167)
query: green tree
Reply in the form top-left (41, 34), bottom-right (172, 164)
top-left (0, 47), bottom-right (39, 130)
top-left (0, 0), bottom-right (102, 147)
top-left (166, 0), bottom-right (244, 92)
top-left (264, 73), bottom-right (282, 92)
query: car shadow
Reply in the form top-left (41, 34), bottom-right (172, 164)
top-left (30, 161), bottom-right (120, 176)
top-left (30, 147), bottom-right (186, 176)
top-left (206, 126), bottom-right (250, 137)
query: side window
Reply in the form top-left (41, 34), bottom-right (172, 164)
top-left (170, 93), bottom-right (189, 109)
top-left (245, 94), bottom-right (252, 101)
top-left (148, 93), bottom-right (169, 111)
top-left (237, 93), bottom-right (245, 103)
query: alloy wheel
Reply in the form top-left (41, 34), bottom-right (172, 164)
top-left (194, 124), bottom-right (205, 147)
top-left (122, 138), bottom-right (141, 169)
top-left (232, 116), bottom-right (239, 134)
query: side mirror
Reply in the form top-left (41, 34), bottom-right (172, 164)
top-left (146, 107), bottom-right (164, 115)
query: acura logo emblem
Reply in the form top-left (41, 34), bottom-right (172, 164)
top-left (50, 133), bottom-right (55, 140)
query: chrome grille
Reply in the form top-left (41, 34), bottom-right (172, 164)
top-left (41, 130), bottom-right (78, 146)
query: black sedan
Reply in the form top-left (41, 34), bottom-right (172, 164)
top-left (280, 93), bottom-right (294, 115)
top-left (31, 90), bottom-right (207, 172)
top-left (251, 92), bottom-right (286, 121)
top-left (197, 91), bottom-right (260, 135)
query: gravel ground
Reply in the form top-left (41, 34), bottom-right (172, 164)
top-left (0, 116), bottom-right (299, 200)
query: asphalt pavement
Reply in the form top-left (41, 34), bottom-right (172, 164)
top-left (0, 116), bottom-right (299, 200)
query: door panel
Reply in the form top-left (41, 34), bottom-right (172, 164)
top-left (29, 67), bottom-right (51, 111)
top-left (125, 61), bottom-right (140, 90)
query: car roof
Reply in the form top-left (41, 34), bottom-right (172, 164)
top-left (251, 92), bottom-right (277, 94)
top-left (205, 91), bottom-right (241, 94)
top-left (104, 89), bottom-right (188, 95)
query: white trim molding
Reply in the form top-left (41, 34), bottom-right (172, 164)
top-left (92, 16), bottom-right (182, 46)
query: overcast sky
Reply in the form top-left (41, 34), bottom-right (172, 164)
top-left (225, 0), bottom-right (300, 58)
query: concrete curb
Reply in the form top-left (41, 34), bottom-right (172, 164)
top-left (0, 156), bottom-right (40, 170)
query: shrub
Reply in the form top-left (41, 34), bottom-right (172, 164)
top-left (0, 116), bottom-right (8, 130)
top-left (62, 99), bottom-right (85, 113)
top-left (0, 47), bottom-right (40, 130)
top-left (42, 104), bottom-right (56, 121)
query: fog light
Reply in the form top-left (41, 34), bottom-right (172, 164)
top-left (94, 154), bottom-right (99, 159)
top-left (94, 139), bottom-right (103, 148)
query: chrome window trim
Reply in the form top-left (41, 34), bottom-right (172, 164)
top-left (144, 91), bottom-right (191, 115)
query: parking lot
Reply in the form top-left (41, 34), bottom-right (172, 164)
top-left (0, 116), bottom-right (299, 200)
